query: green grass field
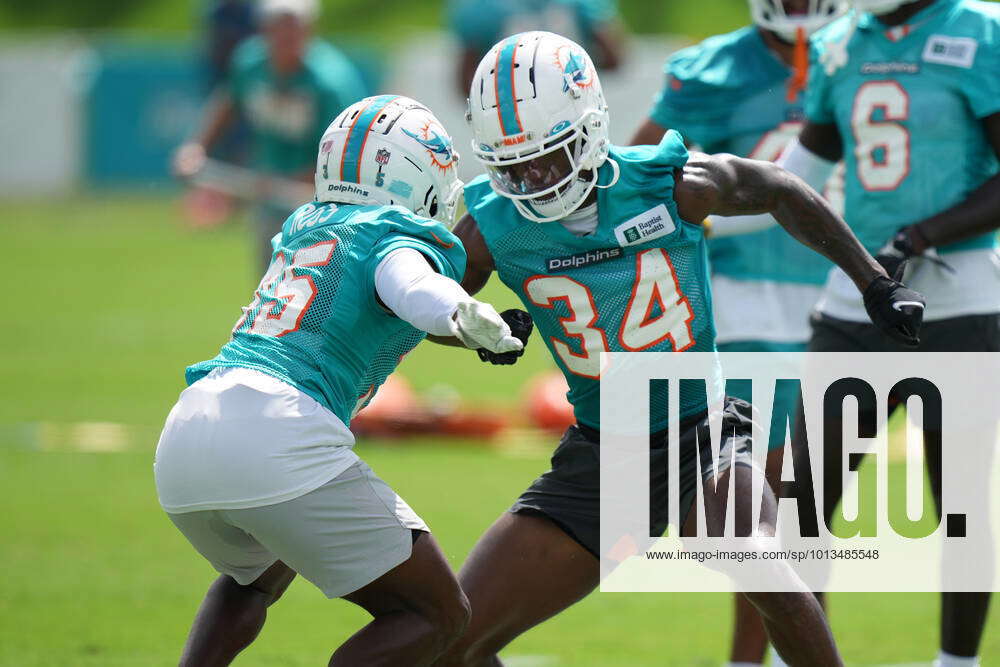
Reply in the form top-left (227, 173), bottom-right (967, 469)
top-left (1, 195), bottom-right (998, 666)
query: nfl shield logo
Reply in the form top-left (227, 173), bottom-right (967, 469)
top-left (375, 149), bottom-right (391, 166)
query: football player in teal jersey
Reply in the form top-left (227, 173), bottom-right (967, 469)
top-left (630, 2), bottom-right (848, 664)
top-left (174, 0), bottom-right (368, 271)
top-left (432, 31), bottom-right (925, 666)
top-left (760, 0), bottom-right (1000, 664)
top-left (156, 96), bottom-right (527, 666)
top-left (448, 0), bottom-right (623, 96)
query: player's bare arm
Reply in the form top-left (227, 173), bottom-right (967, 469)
top-left (453, 213), bottom-right (496, 296)
top-left (798, 119), bottom-right (844, 162)
top-left (675, 151), bottom-right (925, 346)
top-left (629, 119), bottom-right (669, 147)
top-left (676, 151), bottom-right (881, 290)
top-left (172, 90), bottom-right (237, 178)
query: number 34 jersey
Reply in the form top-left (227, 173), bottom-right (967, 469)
top-left (807, 0), bottom-right (1000, 321)
top-left (186, 203), bottom-right (467, 426)
top-left (465, 133), bottom-right (716, 430)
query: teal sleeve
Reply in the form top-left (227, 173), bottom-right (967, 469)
top-left (804, 40), bottom-right (835, 123)
top-left (962, 29), bottom-right (1000, 118)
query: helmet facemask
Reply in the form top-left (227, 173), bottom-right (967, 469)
top-left (748, 0), bottom-right (847, 42)
top-left (477, 109), bottom-right (608, 223)
top-left (851, 0), bottom-right (916, 15)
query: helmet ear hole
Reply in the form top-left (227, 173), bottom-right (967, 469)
top-left (429, 196), bottom-right (439, 219)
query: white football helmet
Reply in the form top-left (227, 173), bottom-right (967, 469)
top-left (850, 0), bottom-right (918, 15)
top-left (748, 0), bottom-right (848, 42)
top-left (467, 31), bottom-right (612, 223)
top-left (315, 95), bottom-right (463, 225)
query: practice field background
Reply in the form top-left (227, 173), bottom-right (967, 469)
top-left (1, 199), bottom-right (998, 666)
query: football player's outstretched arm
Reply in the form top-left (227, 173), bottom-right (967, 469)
top-left (699, 120), bottom-right (844, 238)
top-left (375, 247), bottom-right (522, 356)
top-left (675, 151), bottom-right (925, 346)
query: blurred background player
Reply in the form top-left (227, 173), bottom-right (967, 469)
top-left (173, 0), bottom-right (367, 272)
top-left (155, 95), bottom-right (527, 666)
top-left (203, 0), bottom-right (258, 159)
top-left (736, 0), bottom-right (1000, 664)
top-left (447, 0), bottom-right (625, 97)
top-left (630, 1), bottom-right (846, 665)
top-left (434, 30), bottom-right (925, 667)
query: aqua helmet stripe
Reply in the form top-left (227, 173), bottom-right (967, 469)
top-left (339, 94), bottom-right (399, 183)
top-left (493, 36), bottom-right (523, 137)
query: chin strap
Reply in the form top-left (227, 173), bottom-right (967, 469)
top-left (594, 156), bottom-right (620, 189)
top-left (820, 9), bottom-right (860, 75)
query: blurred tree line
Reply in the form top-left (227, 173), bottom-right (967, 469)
top-left (0, 0), bottom-right (756, 40)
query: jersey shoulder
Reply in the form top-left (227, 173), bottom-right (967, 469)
top-left (809, 11), bottom-right (861, 60)
top-left (280, 202), bottom-right (466, 279)
top-left (354, 205), bottom-right (467, 280)
top-left (655, 26), bottom-right (784, 142)
top-left (665, 26), bottom-right (781, 101)
top-left (611, 130), bottom-right (689, 182)
top-left (230, 36), bottom-right (268, 76)
top-left (940, 0), bottom-right (1000, 42)
top-left (305, 39), bottom-right (356, 81)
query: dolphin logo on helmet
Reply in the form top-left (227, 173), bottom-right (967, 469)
top-left (557, 49), bottom-right (592, 94)
top-left (402, 126), bottom-right (457, 170)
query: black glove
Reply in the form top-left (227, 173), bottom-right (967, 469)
top-left (863, 275), bottom-right (925, 348)
top-left (875, 225), bottom-right (953, 279)
top-left (478, 309), bottom-right (533, 365)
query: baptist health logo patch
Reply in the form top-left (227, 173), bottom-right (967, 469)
top-left (922, 35), bottom-right (978, 69)
top-left (614, 204), bottom-right (676, 247)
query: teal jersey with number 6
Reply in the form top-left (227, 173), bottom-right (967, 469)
top-left (466, 133), bottom-right (717, 429)
top-left (807, 0), bottom-right (1000, 253)
top-left (187, 203), bottom-right (466, 425)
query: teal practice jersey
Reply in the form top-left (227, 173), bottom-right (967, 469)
top-left (807, 0), bottom-right (1000, 253)
top-left (650, 26), bottom-right (830, 287)
top-left (449, 0), bottom-right (617, 56)
top-left (466, 134), bottom-right (716, 429)
top-left (228, 37), bottom-right (368, 175)
top-left (187, 203), bottom-right (467, 426)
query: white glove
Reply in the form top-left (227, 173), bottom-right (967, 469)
top-left (450, 300), bottom-right (524, 354)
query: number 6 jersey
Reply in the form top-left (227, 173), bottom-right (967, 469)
top-left (807, 0), bottom-right (1000, 321)
top-left (465, 133), bottom-right (716, 430)
top-left (186, 202), bottom-right (467, 425)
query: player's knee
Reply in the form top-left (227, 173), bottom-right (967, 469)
top-left (410, 584), bottom-right (471, 658)
top-left (432, 587), bottom-right (471, 644)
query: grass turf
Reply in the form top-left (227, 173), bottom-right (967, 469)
top-left (0, 194), bottom-right (997, 665)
